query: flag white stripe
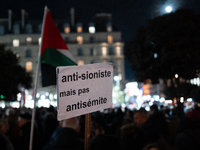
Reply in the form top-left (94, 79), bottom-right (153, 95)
top-left (57, 49), bottom-right (77, 63)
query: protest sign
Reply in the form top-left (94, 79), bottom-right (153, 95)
top-left (56, 63), bottom-right (113, 121)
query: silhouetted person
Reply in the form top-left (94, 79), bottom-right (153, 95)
top-left (0, 119), bottom-right (15, 150)
top-left (43, 105), bottom-right (58, 144)
top-left (18, 111), bottom-right (44, 150)
top-left (174, 106), bottom-right (200, 150)
top-left (43, 117), bottom-right (84, 150)
top-left (90, 134), bottom-right (122, 150)
top-left (134, 108), bottom-right (149, 127)
top-left (143, 139), bottom-right (175, 150)
top-left (7, 112), bottom-right (20, 150)
top-left (120, 123), bottom-right (147, 150)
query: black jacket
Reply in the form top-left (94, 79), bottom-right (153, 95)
top-left (42, 127), bottom-right (84, 150)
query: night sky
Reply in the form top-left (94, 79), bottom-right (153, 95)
top-left (1, 0), bottom-right (200, 80)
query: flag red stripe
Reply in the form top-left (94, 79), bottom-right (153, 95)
top-left (41, 10), bottom-right (69, 54)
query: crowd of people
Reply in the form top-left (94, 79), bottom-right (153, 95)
top-left (0, 103), bottom-right (200, 150)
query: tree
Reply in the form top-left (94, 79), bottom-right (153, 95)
top-left (164, 82), bottom-right (198, 100)
top-left (125, 9), bottom-right (200, 99)
top-left (0, 44), bottom-right (32, 101)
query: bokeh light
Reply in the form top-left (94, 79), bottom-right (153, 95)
top-left (165, 6), bottom-right (172, 13)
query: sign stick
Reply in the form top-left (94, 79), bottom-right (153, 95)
top-left (84, 113), bottom-right (91, 150)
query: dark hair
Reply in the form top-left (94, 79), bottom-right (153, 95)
top-left (20, 112), bottom-right (32, 120)
top-left (143, 139), bottom-right (175, 150)
top-left (150, 104), bottom-right (158, 111)
top-left (91, 134), bottom-right (122, 150)
top-left (135, 108), bottom-right (149, 118)
top-left (121, 123), bottom-right (147, 150)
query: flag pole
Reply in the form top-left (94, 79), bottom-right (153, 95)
top-left (84, 113), bottom-right (91, 150)
top-left (29, 6), bottom-right (48, 150)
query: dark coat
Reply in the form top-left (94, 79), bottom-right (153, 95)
top-left (42, 127), bottom-right (84, 150)
top-left (19, 122), bottom-right (44, 150)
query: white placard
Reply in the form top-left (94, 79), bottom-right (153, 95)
top-left (56, 63), bottom-right (113, 121)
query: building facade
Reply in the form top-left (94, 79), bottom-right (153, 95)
top-left (0, 10), bottom-right (125, 107)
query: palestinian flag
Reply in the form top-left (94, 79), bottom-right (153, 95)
top-left (40, 7), bottom-right (77, 87)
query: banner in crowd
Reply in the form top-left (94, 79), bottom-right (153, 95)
top-left (57, 63), bottom-right (113, 120)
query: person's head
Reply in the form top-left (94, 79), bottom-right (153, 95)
top-left (61, 117), bottom-right (80, 132)
top-left (0, 119), bottom-right (9, 134)
top-left (120, 123), bottom-right (147, 150)
top-left (90, 134), bottom-right (122, 150)
top-left (150, 104), bottom-right (158, 115)
top-left (134, 108), bottom-right (148, 127)
top-left (7, 113), bottom-right (18, 125)
top-left (47, 105), bottom-right (55, 113)
top-left (18, 112), bottom-right (31, 127)
top-left (143, 139), bottom-right (175, 150)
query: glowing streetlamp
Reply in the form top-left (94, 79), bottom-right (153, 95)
top-left (114, 76), bottom-right (119, 82)
top-left (114, 75), bottom-right (120, 90)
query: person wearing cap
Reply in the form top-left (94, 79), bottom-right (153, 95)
top-left (18, 111), bottom-right (44, 150)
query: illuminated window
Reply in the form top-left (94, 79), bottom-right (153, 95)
top-left (26, 61), bottom-right (32, 72)
top-left (78, 60), bottom-right (84, 66)
top-left (191, 79), bottom-right (194, 85)
top-left (64, 27), bottom-right (70, 33)
top-left (107, 35), bottom-right (113, 44)
top-left (13, 39), bottom-right (20, 47)
top-left (102, 47), bottom-right (107, 56)
top-left (194, 78), bottom-right (197, 85)
top-left (26, 37), bottom-right (32, 42)
top-left (107, 22), bottom-right (112, 32)
top-left (88, 22), bottom-right (95, 34)
top-left (38, 37), bottom-right (41, 45)
top-left (116, 46), bottom-right (121, 56)
top-left (77, 26), bottom-right (82, 33)
top-left (89, 26), bottom-right (95, 34)
top-left (103, 60), bottom-right (107, 63)
top-left (197, 78), bottom-right (200, 86)
top-left (107, 26), bottom-right (112, 32)
top-left (26, 49), bottom-right (32, 58)
top-left (77, 36), bottom-right (83, 44)
top-left (118, 73), bottom-right (122, 81)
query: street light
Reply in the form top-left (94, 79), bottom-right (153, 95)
top-left (113, 75), bottom-right (121, 105)
top-left (114, 75), bottom-right (120, 90)
top-left (114, 76), bottom-right (119, 81)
